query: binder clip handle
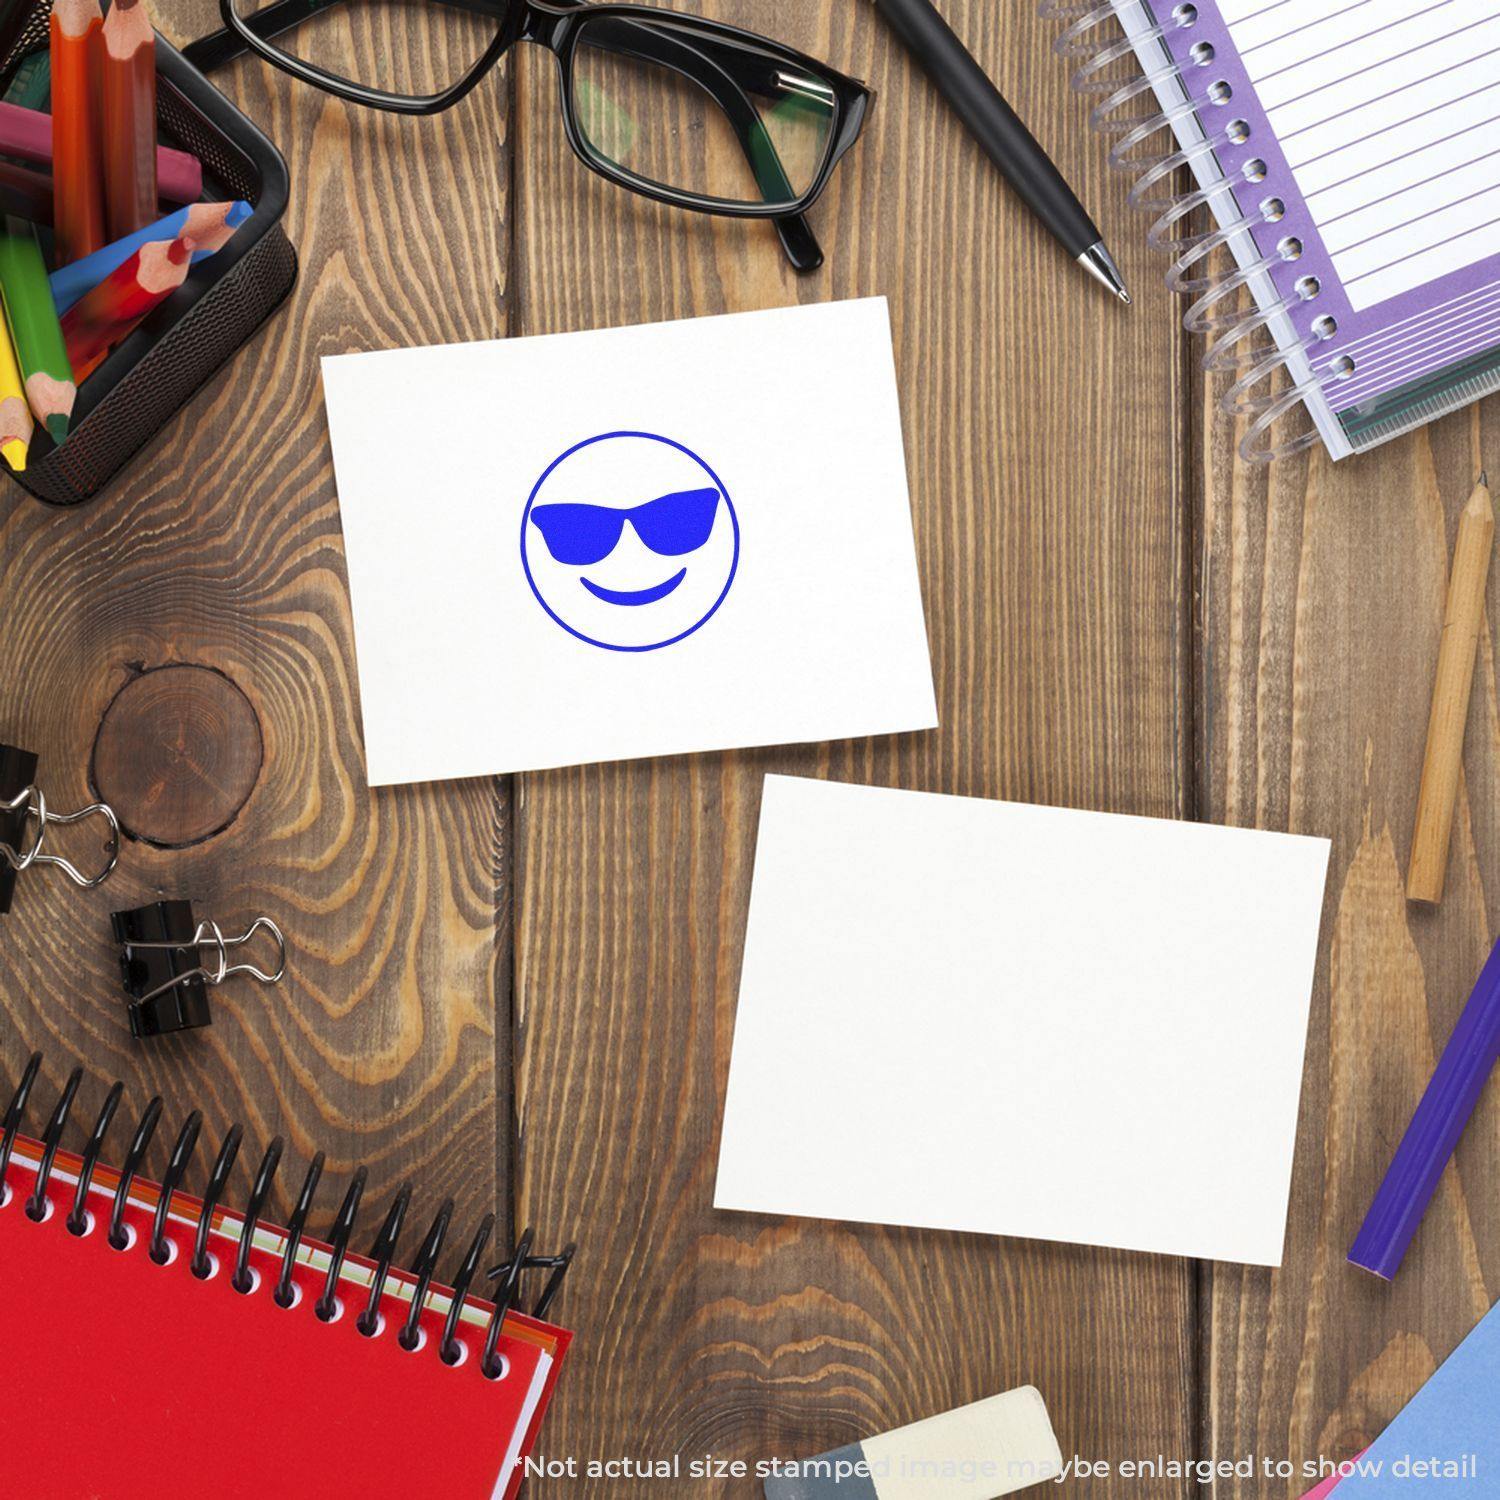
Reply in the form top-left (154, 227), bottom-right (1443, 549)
top-left (127, 916), bottom-right (288, 1004)
top-left (0, 784), bottom-right (121, 890)
top-left (204, 912), bottom-right (285, 996)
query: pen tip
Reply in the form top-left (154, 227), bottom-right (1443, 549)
top-left (1078, 242), bottom-right (1130, 304)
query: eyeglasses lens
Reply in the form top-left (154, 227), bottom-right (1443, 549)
top-left (227, 0), bottom-right (502, 97)
top-left (570, 15), bottom-right (838, 209)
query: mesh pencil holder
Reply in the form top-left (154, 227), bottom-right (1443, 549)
top-left (0, 21), bottom-right (296, 507)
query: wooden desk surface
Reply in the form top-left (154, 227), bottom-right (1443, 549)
top-left (1, 2), bottom-right (1496, 1494)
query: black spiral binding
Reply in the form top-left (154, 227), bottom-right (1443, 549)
top-left (2, 1054), bottom-right (576, 1375)
top-left (151, 1111), bottom-right (203, 1262)
top-left (192, 1125), bottom-right (244, 1278)
top-left (67, 1080), bottom-right (122, 1236)
top-left (315, 1166), bottom-right (366, 1320)
top-left (25, 1065), bottom-right (81, 1221)
top-left (275, 1150), bottom-right (324, 1308)
top-left (234, 1136), bottom-right (283, 1293)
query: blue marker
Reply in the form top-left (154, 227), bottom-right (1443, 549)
top-left (50, 201), bottom-right (253, 314)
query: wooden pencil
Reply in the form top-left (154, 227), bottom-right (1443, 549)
top-left (101, 0), bottom-right (157, 240)
top-left (0, 158), bottom-right (201, 232)
top-left (0, 158), bottom-right (58, 225)
top-left (1407, 472), bottom-right (1495, 904)
top-left (51, 200), bottom-right (249, 314)
top-left (0, 101), bottom-right (201, 204)
top-left (50, 0), bottom-right (106, 263)
top-left (0, 218), bottom-right (74, 443)
top-left (61, 233), bottom-right (192, 380)
top-left (0, 311), bottom-right (33, 470)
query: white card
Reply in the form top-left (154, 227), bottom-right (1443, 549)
top-left (321, 299), bottom-right (937, 784)
top-left (715, 775), bottom-right (1332, 1266)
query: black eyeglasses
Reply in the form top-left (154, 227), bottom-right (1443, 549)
top-left (182, 1), bottom-right (873, 272)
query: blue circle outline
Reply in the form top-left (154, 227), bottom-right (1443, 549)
top-left (520, 430), bottom-right (741, 653)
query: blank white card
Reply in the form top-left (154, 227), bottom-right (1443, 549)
top-left (715, 776), bottom-right (1331, 1266)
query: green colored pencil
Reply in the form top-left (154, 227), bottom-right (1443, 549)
top-left (0, 218), bottom-right (74, 443)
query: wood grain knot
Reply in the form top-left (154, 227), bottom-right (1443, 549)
top-left (92, 665), bottom-right (264, 848)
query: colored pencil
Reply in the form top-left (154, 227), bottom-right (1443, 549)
top-left (61, 233), bottom-right (192, 379)
top-left (50, 0), bottom-right (106, 264)
top-left (51, 200), bottom-right (250, 314)
top-left (0, 313), bottom-right (32, 470)
top-left (1349, 934), bottom-right (1500, 1279)
top-left (0, 218), bottom-right (74, 442)
top-left (0, 158), bottom-right (199, 232)
top-left (0, 158), bottom-right (57, 224)
top-left (101, 0), bottom-right (157, 240)
top-left (0, 101), bottom-right (200, 204)
top-left (1407, 473), bottom-right (1495, 904)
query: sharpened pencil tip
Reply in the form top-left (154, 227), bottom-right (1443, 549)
top-left (1480, 470), bottom-right (1488, 488)
top-left (44, 415), bottom-right (68, 446)
top-left (3, 439), bottom-right (26, 471)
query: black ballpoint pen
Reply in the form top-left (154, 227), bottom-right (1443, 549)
top-left (871, 0), bottom-right (1131, 303)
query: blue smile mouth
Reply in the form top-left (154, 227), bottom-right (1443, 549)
top-left (580, 569), bottom-right (687, 607)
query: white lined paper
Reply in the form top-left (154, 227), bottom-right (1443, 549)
top-left (1222, 0), bottom-right (1500, 310)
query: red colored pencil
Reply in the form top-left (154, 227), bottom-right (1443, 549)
top-left (61, 234), bottom-right (192, 380)
top-left (101, 0), bottom-right (157, 240)
top-left (50, 0), bottom-right (107, 263)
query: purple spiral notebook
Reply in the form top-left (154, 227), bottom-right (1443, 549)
top-left (1052, 0), bottom-right (1500, 462)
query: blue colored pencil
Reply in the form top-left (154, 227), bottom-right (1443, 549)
top-left (50, 199), bottom-right (251, 314)
top-left (1348, 934), bottom-right (1500, 1279)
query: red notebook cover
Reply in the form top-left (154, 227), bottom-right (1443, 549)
top-left (0, 1134), bottom-right (571, 1499)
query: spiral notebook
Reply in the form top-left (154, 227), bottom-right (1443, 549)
top-left (1052, 0), bottom-right (1500, 461)
top-left (0, 1059), bottom-right (573, 1500)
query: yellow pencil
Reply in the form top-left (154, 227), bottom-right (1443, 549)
top-left (0, 311), bottom-right (32, 470)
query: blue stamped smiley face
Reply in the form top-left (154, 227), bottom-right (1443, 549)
top-left (521, 432), bottom-right (740, 652)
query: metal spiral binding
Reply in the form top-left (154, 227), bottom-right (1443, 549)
top-left (0, 1054), bottom-right (576, 1378)
top-left (1041, 0), bottom-right (1336, 462)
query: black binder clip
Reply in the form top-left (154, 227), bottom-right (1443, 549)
top-left (112, 900), bottom-right (287, 1038)
top-left (1, 742), bottom-right (120, 916)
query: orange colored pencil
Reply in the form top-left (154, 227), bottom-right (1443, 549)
top-left (101, 0), bottom-right (157, 240)
top-left (50, 0), bottom-right (106, 264)
top-left (61, 234), bottom-right (192, 380)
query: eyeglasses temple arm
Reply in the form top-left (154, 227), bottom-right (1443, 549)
top-left (181, 2), bottom-right (824, 271)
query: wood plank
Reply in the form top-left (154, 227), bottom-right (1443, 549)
top-left (1199, 362), bottom-right (1500, 1483)
top-left (0, 8), bottom-right (512, 1255)
top-left (510, 2), bottom-right (1197, 1490)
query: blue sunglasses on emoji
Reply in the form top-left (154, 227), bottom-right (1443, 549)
top-left (530, 487), bottom-right (722, 571)
top-left (521, 430), bottom-right (740, 653)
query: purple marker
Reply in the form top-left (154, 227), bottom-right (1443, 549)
top-left (1349, 935), bottom-right (1500, 1279)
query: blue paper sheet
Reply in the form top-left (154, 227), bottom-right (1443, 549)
top-left (1327, 1299), bottom-right (1498, 1494)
